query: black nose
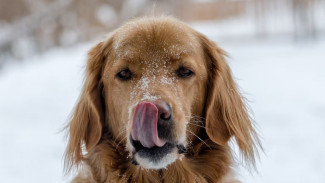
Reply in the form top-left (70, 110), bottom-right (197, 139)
top-left (154, 101), bottom-right (172, 122)
top-left (154, 101), bottom-right (172, 139)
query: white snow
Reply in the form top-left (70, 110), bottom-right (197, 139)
top-left (0, 43), bottom-right (92, 183)
top-left (1, 32), bottom-right (325, 183)
top-left (223, 39), bottom-right (325, 183)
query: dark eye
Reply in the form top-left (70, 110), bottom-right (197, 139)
top-left (116, 69), bottom-right (132, 81)
top-left (177, 67), bottom-right (194, 78)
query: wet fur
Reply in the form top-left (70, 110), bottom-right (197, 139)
top-left (65, 17), bottom-right (260, 183)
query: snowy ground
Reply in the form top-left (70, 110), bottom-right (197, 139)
top-left (223, 39), bottom-right (325, 183)
top-left (0, 32), bottom-right (325, 182)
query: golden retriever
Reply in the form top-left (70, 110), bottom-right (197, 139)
top-left (65, 17), bottom-right (261, 183)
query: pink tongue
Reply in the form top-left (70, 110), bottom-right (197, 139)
top-left (131, 102), bottom-right (166, 148)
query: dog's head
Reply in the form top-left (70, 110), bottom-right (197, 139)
top-left (65, 17), bottom-right (259, 170)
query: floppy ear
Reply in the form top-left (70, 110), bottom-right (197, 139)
top-left (65, 41), bottom-right (110, 171)
top-left (199, 33), bottom-right (261, 164)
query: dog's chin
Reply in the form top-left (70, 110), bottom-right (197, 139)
top-left (129, 139), bottom-right (181, 169)
top-left (134, 147), bottom-right (178, 169)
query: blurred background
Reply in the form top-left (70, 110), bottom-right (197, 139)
top-left (0, 0), bottom-right (324, 182)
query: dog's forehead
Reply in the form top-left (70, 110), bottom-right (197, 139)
top-left (112, 19), bottom-right (197, 64)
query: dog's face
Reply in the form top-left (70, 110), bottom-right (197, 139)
top-left (65, 17), bottom-right (259, 172)
top-left (103, 21), bottom-right (208, 169)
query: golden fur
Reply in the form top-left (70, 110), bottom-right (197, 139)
top-left (65, 17), bottom-right (260, 183)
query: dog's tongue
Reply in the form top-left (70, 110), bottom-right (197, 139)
top-left (131, 102), bottom-right (166, 148)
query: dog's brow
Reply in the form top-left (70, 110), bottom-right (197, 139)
top-left (113, 34), bottom-right (195, 59)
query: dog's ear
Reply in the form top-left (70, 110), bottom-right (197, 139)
top-left (65, 40), bottom-right (111, 171)
top-left (198, 33), bottom-right (260, 164)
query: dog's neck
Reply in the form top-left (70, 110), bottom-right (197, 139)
top-left (81, 136), bottom-right (232, 183)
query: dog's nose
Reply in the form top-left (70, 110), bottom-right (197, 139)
top-left (154, 101), bottom-right (172, 122)
top-left (154, 101), bottom-right (172, 140)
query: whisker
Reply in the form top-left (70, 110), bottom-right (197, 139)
top-left (187, 115), bottom-right (205, 120)
top-left (185, 115), bottom-right (205, 125)
top-left (186, 129), bottom-right (211, 149)
top-left (116, 136), bottom-right (128, 147)
top-left (113, 128), bottom-right (126, 144)
top-left (187, 122), bottom-right (206, 129)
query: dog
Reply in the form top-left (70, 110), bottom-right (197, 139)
top-left (65, 17), bottom-right (261, 183)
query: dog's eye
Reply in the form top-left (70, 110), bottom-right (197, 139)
top-left (177, 67), bottom-right (194, 78)
top-left (116, 69), bottom-right (132, 81)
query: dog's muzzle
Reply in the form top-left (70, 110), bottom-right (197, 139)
top-left (130, 101), bottom-right (186, 167)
